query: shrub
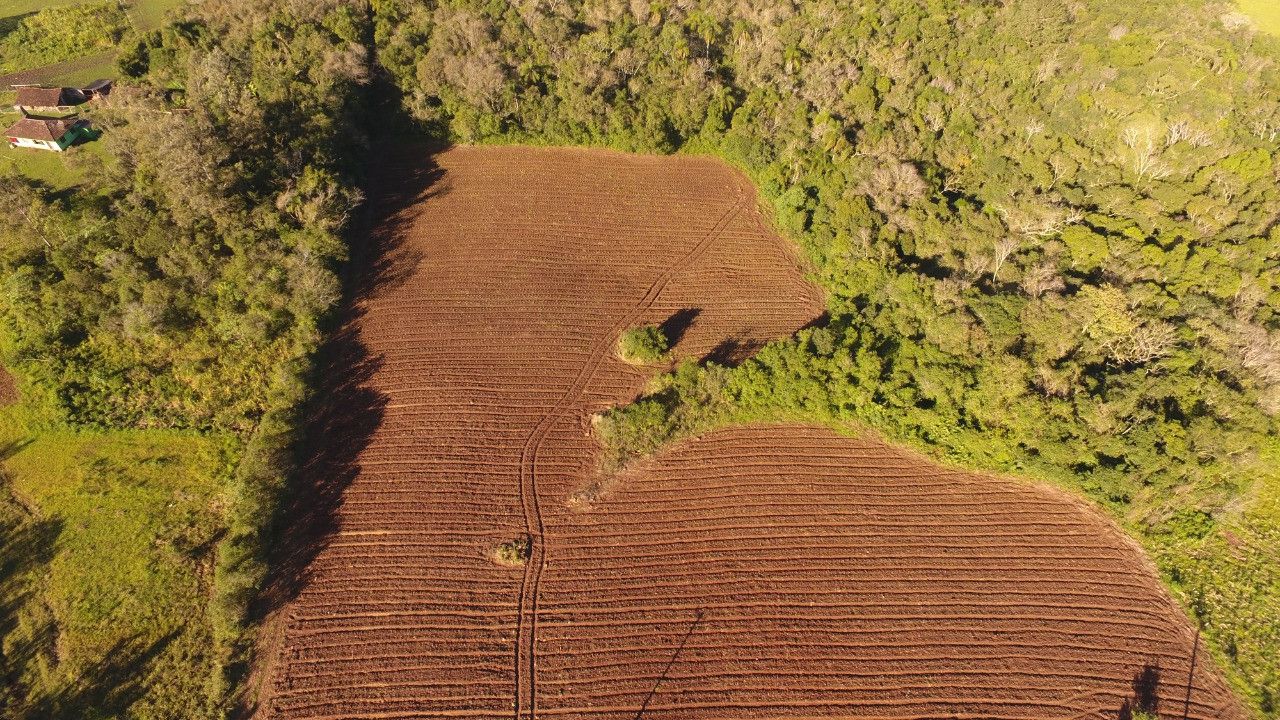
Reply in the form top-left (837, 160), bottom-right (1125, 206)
top-left (0, 2), bottom-right (131, 74)
top-left (618, 325), bottom-right (670, 364)
top-left (489, 537), bottom-right (531, 567)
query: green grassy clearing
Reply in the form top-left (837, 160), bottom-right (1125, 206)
top-left (0, 0), bottom-right (183, 83)
top-left (0, 0), bottom-right (83, 21)
top-left (39, 50), bottom-right (118, 86)
top-left (1240, 0), bottom-right (1280, 35)
top-left (125, 0), bottom-right (183, 32)
top-left (0, 145), bottom-right (85, 188)
top-left (0, 367), bottom-right (235, 719)
top-left (0, 0), bottom-right (178, 31)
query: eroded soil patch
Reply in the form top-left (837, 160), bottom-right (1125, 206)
top-left (0, 364), bottom-right (16, 407)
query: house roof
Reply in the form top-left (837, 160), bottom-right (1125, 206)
top-left (13, 86), bottom-right (87, 108)
top-left (4, 117), bottom-right (76, 142)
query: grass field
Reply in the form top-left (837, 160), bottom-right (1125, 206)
top-left (0, 0), bottom-right (83, 18)
top-left (0, 0), bottom-right (182, 86)
top-left (0, 107), bottom-right (114, 190)
top-left (0, 142), bottom-right (97, 189)
top-left (125, 0), bottom-right (183, 32)
top-left (0, 0), bottom-right (180, 30)
top-left (0, 369), bottom-right (234, 719)
top-left (1240, 0), bottom-right (1280, 34)
top-left (0, 50), bottom-right (119, 87)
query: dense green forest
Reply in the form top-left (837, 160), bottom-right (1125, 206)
top-left (1, 0), bottom-right (1279, 716)
top-left (365, 0), bottom-right (1280, 712)
top-left (0, 0), bottom-right (371, 715)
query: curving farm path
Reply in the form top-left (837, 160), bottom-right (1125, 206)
top-left (256, 146), bottom-right (1244, 720)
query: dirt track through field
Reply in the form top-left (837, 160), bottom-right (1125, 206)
top-left (258, 146), bottom-right (1244, 720)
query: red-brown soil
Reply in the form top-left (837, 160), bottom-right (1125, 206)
top-left (0, 364), bottom-right (17, 407)
top-left (542, 425), bottom-right (1243, 719)
top-left (257, 146), bottom-right (1243, 720)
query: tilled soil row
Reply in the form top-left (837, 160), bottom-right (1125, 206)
top-left (258, 147), bottom-right (1243, 720)
top-left (534, 425), bottom-right (1242, 719)
top-left (260, 145), bottom-right (823, 719)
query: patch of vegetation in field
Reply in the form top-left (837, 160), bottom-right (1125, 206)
top-left (0, 2), bottom-right (129, 75)
top-left (374, 0), bottom-right (1280, 712)
top-left (488, 536), bottom-right (530, 567)
top-left (0, 392), bottom-right (234, 720)
top-left (617, 325), bottom-right (670, 365)
top-left (1239, 0), bottom-right (1280, 35)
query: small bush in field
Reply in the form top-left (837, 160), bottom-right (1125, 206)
top-left (489, 537), bottom-right (531, 567)
top-left (617, 325), bottom-right (670, 364)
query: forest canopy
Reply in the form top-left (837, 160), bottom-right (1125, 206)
top-left (0, 0), bottom-right (370, 432)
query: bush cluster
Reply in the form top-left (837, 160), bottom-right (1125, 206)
top-left (0, 2), bottom-right (129, 74)
top-left (617, 324), bottom-right (669, 364)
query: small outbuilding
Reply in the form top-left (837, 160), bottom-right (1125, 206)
top-left (12, 86), bottom-right (88, 115)
top-left (82, 79), bottom-right (114, 99)
top-left (4, 117), bottom-right (89, 152)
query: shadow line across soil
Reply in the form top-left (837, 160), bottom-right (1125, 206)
top-left (243, 144), bottom-right (448, 715)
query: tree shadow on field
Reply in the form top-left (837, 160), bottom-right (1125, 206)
top-left (0, 438), bottom-right (33, 461)
top-left (19, 630), bottom-right (181, 720)
top-left (245, 142), bottom-right (450, 714)
top-left (0, 13), bottom-right (36, 43)
top-left (0, 492), bottom-right (62, 709)
top-left (253, 321), bottom-right (387, 603)
top-left (702, 334), bottom-right (767, 366)
top-left (343, 144), bottom-right (449, 298)
top-left (1117, 662), bottom-right (1162, 720)
top-left (660, 308), bottom-right (701, 349)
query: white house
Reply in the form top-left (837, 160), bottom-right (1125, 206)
top-left (4, 117), bottom-right (84, 152)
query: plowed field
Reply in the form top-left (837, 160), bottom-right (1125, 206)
top-left (258, 146), bottom-right (1244, 720)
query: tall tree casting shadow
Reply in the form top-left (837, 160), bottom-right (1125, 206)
top-left (1118, 661), bottom-right (1162, 720)
top-left (239, 126), bottom-right (450, 716)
